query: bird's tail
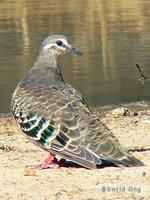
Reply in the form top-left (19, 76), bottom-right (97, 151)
top-left (111, 153), bottom-right (144, 167)
top-left (127, 155), bottom-right (144, 167)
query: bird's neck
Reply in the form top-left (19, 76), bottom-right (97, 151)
top-left (33, 52), bottom-right (64, 83)
top-left (36, 51), bottom-right (58, 67)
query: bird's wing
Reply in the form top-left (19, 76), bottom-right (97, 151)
top-left (11, 83), bottom-right (102, 169)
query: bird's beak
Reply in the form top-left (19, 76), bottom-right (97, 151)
top-left (67, 45), bottom-right (83, 56)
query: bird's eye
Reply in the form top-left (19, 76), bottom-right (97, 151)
top-left (56, 40), bottom-right (63, 46)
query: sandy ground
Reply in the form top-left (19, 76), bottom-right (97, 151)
top-left (0, 102), bottom-right (150, 200)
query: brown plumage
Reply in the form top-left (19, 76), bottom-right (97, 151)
top-left (11, 34), bottom-right (144, 169)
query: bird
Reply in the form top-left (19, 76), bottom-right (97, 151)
top-left (11, 34), bottom-right (144, 170)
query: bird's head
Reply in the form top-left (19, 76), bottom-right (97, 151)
top-left (40, 34), bottom-right (82, 58)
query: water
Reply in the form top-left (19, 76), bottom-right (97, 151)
top-left (0, 0), bottom-right (150, 112)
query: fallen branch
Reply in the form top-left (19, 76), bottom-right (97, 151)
top-left (136, 63), bottom-right (146, 80)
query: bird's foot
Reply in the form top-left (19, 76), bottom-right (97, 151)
top-left (26, 153), bottom-right (59, 170)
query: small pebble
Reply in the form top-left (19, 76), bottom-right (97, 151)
top-left (23, 168), bottom-right (36, 176)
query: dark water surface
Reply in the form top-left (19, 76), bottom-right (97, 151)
top-left (0, 0), bottom-right (150, 112)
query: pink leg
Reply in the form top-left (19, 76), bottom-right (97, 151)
top-left (26, 153), bottom-right (59, 170)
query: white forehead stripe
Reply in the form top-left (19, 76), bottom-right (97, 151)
top-left (44, 39), bottom-right (68, 50)
top-left (44, 43), bottom-right (53, 50)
